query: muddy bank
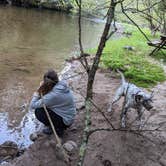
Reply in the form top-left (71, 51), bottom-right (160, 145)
top-left (1, 59), bottom-right (166, 166)
top-left (0, 6), bottom-right (105, 149)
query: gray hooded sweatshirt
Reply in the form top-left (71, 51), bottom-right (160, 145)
top-left (30, 81), bottom-right (76, 126)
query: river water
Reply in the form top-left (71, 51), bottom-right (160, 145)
top-left (0, 6), bottom-right (104, 147)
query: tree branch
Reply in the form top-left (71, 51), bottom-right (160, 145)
top-left (106, 18), bottom-right (118, 40)
top-left (121, 2), bottom-right (151, 42)
top-left (75, 0), bottom-right (90, 73)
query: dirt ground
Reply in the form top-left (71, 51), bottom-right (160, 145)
top-left (1, 60), bottom-right (166, 166)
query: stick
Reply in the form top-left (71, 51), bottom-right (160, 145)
top-left (41, 94), bottom-right (69, 163)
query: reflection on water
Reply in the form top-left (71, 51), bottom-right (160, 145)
top-left (0, 6), bottom-right (104, 147)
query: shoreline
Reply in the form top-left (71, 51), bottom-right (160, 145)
top-left (1, 58), bottom-right (166, 166)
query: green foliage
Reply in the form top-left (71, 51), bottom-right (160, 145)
top-left (90, 27), bottom-right (166, 88)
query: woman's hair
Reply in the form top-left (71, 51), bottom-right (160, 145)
top-left (38, 69), bottom-right (59, 95)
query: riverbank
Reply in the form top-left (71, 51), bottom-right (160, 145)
top-left (1, 58), bottom-right (166, 166)
top-left (0, 5), bottom-right (104, 149)
top-left (0, 0), bottom-right (73, 12)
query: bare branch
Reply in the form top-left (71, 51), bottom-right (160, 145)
top-left (75, 0), bottom-right (90, 73)
top-left (88, 98), bottom-right (115, 129)
top-left (92, 1), bottom-right (110, 11)
top-left (120, 2), bottom-right (151, 42)
top-left (74, 88), bottom-right (115, 129)
top-left (106, 18), bottom-right (118, 40)
top-left (124, 8), bottom-right (162, 25)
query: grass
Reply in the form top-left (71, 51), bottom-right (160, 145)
top-left (89, 26), bottom-right (166, 88)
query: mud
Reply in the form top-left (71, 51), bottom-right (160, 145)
top-left (1, 60), bottom-right (165, 166)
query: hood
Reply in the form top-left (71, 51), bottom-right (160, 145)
top-left (53, 81), bottom-right (69, 93)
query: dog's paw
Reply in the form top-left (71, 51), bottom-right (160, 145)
top-left (121, 120), bottom-right (126, 128)
top-left (107, 106), bottom-right (112, 113)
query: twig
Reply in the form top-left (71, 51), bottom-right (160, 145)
top-left (75, 0), bottom-right (90, 73)
top-left (121, 2), bottom-right (151, 42)
top-left (75, 89), bottom-right (115, 130)
top-left (88, 98), bottom-right (115, 129)
top-left (106, 18), bottom-right (118, 40)
top-left (124, 8), bottom-right (162, 25)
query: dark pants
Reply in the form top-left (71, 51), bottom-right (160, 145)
top-left (35, 108), bottom-right (68, 136)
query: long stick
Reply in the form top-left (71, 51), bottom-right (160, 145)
top-left (41, 96), bottom-right (69, 163)
top-left (41, 94), bottom-right (61, 145)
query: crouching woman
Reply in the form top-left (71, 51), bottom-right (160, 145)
top-left (30, 69), bottom-right (76, 137)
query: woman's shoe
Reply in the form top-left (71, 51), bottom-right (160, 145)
top-left (42, 127), bottom-right (53, 135)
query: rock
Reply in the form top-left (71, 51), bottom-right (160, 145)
top-left (123, 46), bottom-right (135, 51)
top-left (63, 140), bottom-right (77, 153)
top-left (69, 125), bottom-right (77, 132)
top-left (122, 31), bottom-right (132, 36)
top-left (0, 141), bottom-right (18, 161)
top-left (30, 132), bottom-right (38, 142)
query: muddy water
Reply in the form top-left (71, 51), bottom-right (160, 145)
top-left (0, 6), bottom-right (104, 147)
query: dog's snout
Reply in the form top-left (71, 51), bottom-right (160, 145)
top-left (143, 99), bottom-right (153, 111)
top-left (147, 105), bottom-right (153, 110)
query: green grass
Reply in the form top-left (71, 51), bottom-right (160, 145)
top-left (90, 26), bottom-right (166, 88)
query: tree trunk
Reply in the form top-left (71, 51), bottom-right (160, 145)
top-left (86, 0), bottom-right (116, 99)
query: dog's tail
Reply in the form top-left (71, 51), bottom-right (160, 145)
top-left (116, 69), bottom-right (126, 85)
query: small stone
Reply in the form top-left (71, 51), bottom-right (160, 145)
top-left (63, 141), bottom-right (77, 152)
top-left (30, 133), bottom-right (38, 142)
top-left (0, 141), bottom-right (18, 160)
top-left (43, 141), bottom-right (50, 148)
top-left (69, 126), bottom-right (77, 132)
top-left (123, 46), bottom-right (135, 51)
top-left (67, 141), bottom-right (77, 148)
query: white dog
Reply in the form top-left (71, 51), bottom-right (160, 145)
top-left (108, 70), bottom-right (153, 128)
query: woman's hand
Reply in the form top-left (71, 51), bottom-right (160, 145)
top-left (33, 91), bottom-right (39, 97)
top-left (39, 81), bottom-right (44, 86)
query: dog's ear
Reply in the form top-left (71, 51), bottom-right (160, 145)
top-left (135, 94), bottom-right (143, 103)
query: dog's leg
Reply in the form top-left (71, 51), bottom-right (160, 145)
top-left (108, 87), bottom-right (123, 112)
top-left (137, 107), bottom-right (144, 130)
top-left (121, 105), bottom-right (129, 128)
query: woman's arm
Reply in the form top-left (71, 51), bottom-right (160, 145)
top-left (30, 91), bottom-right (56, 110)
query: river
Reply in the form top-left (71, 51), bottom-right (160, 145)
top-left (0, 5), bottom-right (104, 147)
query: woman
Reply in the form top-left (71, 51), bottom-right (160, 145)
top-left (30, 69), bottom-right (76, 137)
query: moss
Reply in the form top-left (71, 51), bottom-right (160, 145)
top-left (90, 26), bottom-right (166, 88)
